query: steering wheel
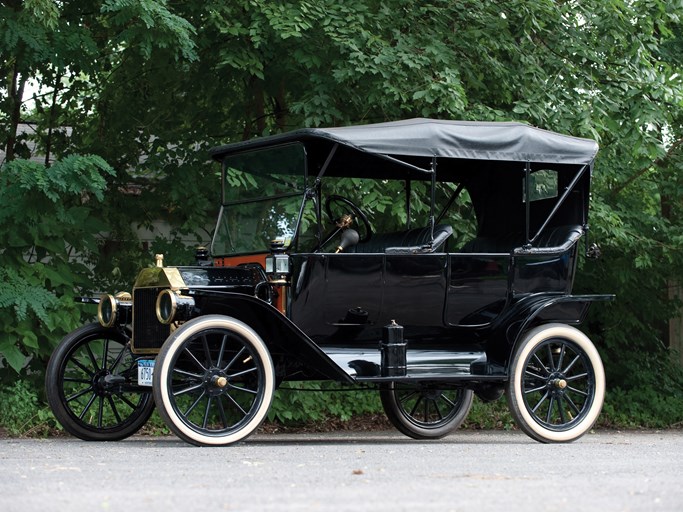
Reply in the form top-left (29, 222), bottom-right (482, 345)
top-left (324, 195), bottom-right (372, 244)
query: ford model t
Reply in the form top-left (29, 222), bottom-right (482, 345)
top-left (46, 118), bottom-right (612, 446)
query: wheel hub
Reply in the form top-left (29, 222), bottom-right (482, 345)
top-left (547, 372), bottom-right (568, 397)
top-left (213, 375), bottom-right (228, 388)
top-left (93, 370), bottom-right (112, 396)
top-left (206, 369), bottom-right (229, 396)
top-left (552, 378), bottom-right (567, 389)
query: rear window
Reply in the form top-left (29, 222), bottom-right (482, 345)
top-left (524, 169), bottom-right (558, 202)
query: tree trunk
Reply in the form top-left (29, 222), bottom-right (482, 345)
top-left (5, 59), bottom-right (26, 162)
top-left (242, 76), bottom-right (265, 140)
top-left (660, 148), bottom-right (682, 366)
top-left (44, 74), bottom-right (63, 167)
top-left (669, 282), bottom-right (683, 367)
top-left (273, 79), bottom-right (287, 131)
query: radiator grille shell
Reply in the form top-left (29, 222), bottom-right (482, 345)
top-left (127, 265), bottom-right (263, 354)
top-left (131, 287), bottom-right (171, 354)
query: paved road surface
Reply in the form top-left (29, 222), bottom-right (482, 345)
top-left (1, 429), bottom-right (680, 512)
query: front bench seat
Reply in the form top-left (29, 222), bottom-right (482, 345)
top-left (351, 224), bottom-right (453, 254)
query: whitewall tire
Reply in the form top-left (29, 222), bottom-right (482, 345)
top-left (506, 323), bottom-right (605, 443)
top-left (153, 315), bottom-right (275, 446)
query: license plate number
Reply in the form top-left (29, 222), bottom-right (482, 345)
top-left (138, 360), bottom-right (155, 386)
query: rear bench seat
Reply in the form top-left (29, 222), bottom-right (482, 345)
top-left (460, 225), bottom-right (583, 254)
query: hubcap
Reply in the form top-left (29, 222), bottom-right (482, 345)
top-left (552, 378), bottom-right (567, 389)
top-left (206, 370), bottom-right (230, 397)
top-left (213, 375), bottom-right (228, 388)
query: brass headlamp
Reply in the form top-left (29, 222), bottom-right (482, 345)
top-left (156, 289), bottom-right (195, 325)
top-left (97, 292), bottom-right (132, 328)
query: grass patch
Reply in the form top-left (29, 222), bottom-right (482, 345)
top-left (2, 379), bottom-right (682, 439)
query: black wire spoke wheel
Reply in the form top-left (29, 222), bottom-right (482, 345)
top-left (45, 323), bottom-right (154, 441)
top-left (522, 341), bottom-right (593, 427)
top-left (506, 323), bottom-right (605, 443)
top-left (380, 382), bottom-right (473, 439)
top-left (153, 315), bottom-right (275, 446)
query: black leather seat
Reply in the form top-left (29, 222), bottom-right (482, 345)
top-left (351, 224), bottom-right (453, 254)
top-left (460, 225), bottom-right (583, 254)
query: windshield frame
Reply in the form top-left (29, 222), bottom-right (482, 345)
top-left (210, 143), bottom-right (309, 257)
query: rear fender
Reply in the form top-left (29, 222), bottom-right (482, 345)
top-left (488, 293), bottom-right (614, 365)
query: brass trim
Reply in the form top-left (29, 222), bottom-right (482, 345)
top-left (552, 378), bottom-right (568, 389)
top-left (164, 268), bottom-right (186, 290)
top-left (156, 289), bottom-right (178, 325)
top-left (213, 376), bottom-right (228, 388)
top-left (336, 214), bottom-right (353, 229)
top-left (130, 347), bottom-right (162, 356)
top-left (133, 267), bottom-right (186, 290)
top-left (97, 294), bottom-right (117, 328)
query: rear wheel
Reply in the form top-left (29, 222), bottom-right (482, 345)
top-left (45, 323), bottom-right (154, 441)
top-left (380, 382), bottom-right (473, 439)
top-left (153, 315), bottom-right (275, 446)
top-left (506, 323), bottom-right (605, 443)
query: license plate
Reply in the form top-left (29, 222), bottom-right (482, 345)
top-left (137, 359), bottom-right (155, 386)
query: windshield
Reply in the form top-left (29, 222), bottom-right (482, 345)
top-left (211, 143), bottom-right (308, 256)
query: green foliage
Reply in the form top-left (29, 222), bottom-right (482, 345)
top-left (0, 155), bottom-right (114, 376)
top-left (137, 410), bottom-right (171, 436)
top-left (269, 382), bottom-right (383, 423)
top-left (101, 0), bottom-right (198, 61)
top-left (1, 155), bottom-right (113, 203)
top-left (463, 398), bottom-right (516, 431)
top-left (0, 380), bottom-right (58, 437)
top-left (601, 387), bottom-right (683, 429)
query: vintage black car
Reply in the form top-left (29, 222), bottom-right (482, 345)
top-left (46, 118), bottom-right (613, 446)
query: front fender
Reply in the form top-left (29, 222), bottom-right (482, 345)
top-left (187, 289), bottom-right (353, 383)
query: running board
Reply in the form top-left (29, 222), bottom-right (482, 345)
top-left (321, 346), bottom-right (507, 383)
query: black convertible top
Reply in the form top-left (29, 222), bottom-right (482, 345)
top-left (210, 118), bottom-right (599, 166)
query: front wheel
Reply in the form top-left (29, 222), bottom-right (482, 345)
top-left (506, 323), bottom-right (605, 443)
top-left (380, 382), bottom-right (473, 439)
top-left (45, 323), bottom-right (154, 441)
top-left (153, 315), bottom-right (275, 446)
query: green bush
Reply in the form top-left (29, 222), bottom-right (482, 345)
top-left (0, 156), bottom-right (115, 380)
top-left (0, 380), bottom-right (58, 437)
top-left (600, 387), bottom-right (683, 429)
top-left (3, 376), bottom-right (683, 438)
top-left (268, 382), bottom-right (383, 423)
top-left (463, 397), bottom-right (515, 430)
